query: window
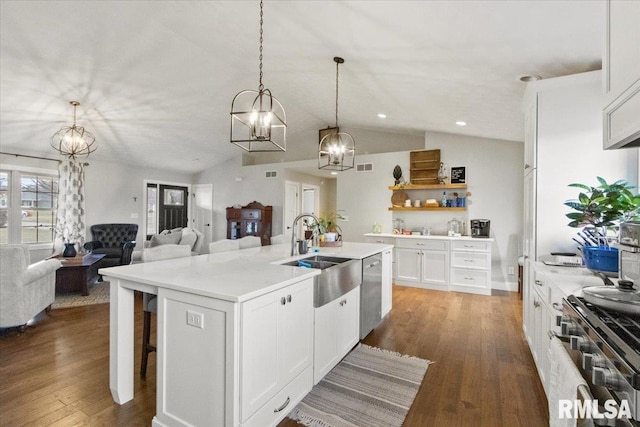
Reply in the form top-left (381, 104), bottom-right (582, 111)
top-left (0, 169), bottom-right (58, 245)
top-left (146, 184), bottom-right (157, 238)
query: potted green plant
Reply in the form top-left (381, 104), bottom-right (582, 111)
top-left (564, 177), bottom-right (640, 272)
top-left (308, 212), bottom-right (344, 242)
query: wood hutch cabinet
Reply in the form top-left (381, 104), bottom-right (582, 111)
top-left (226, 201), bottom-right (273, 246)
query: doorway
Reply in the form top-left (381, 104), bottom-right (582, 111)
top-left (192, 184), bottom-right (213, 247)
top-left (145, 182), bottom-right (190, 239)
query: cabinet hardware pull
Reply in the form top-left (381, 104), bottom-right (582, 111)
top-left (552, 302), bottom-right (563, 312)
top-left (287, 295), bottom-right (292, 303)
top-left (274, 396), bottom-right (290, 413)
top-left (533, 300), bottom-right (540, 308)
top-left (464, 245), bottom-right (473, 248)
top-left (416, 243), bottom-right (425, 246)
top-left (534, 280), bottom-right (543, 286)
top-left (280, 297), bottom-right (286, 305)
top-left (464, 276), bottom-right (473, 280)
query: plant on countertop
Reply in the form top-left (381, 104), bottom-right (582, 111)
top-left (564, 177), bottom-right (640, 246)
top-left (309, 212), bottom-right (345, 236)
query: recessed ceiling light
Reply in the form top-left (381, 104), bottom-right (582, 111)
top-left (456, 121), bottom-right (466, 126)
top-left (330, 171), bottom-right (338, 175)
top-left (377, 113), bottom-right (387, 119)
top-left (519, 75), bottom-right (542, 82)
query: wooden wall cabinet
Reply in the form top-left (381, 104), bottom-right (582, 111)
top-left (226, 201), bottom-right (273, 246)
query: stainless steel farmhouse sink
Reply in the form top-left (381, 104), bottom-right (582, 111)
top-left (281, 255), bottom-right (362, 307)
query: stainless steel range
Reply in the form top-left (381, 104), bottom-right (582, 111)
top-left (560, 221), bottom-right (640, 426)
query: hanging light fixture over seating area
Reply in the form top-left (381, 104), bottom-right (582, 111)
top-left (50, 101), bottom-right (97, 159)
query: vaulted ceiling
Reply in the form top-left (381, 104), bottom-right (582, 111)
top-left (0, 1), bottom-right (602, 174)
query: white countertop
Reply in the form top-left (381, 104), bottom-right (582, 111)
top-left (100, 242), bottom-right (392, 303)
top-left (534, 261), bottom-right (616, 298)
top-left (364, 232), bottom-right (495, 242)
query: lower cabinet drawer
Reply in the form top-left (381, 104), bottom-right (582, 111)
top-left (243, 367), bottom-right (312, 427)
top-left (450, 251), bottom-right (490, 270)
top-left (450, 268), bottom-right (489, 289)
top-left (396, 238), bottom-right (449, 251)
top-left (451, 240), bottom-right (491, 252)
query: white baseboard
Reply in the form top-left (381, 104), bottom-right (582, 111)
top-left (492, 280), bottom-right (518, 292)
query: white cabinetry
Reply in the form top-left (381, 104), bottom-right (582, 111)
top-left (365, 236), bottom-right (396, 280)
top-left (381, 248), bottom-right (392, 317)
top-left (313, 286), bottom-right (360, 384)
top-left (449, 240), bottom-right (492, 296)
top-left (523, 266), bottom-right (564, 397)
top-left (395, 239), bottom-right (449, 291)
top-left (603, 0), bottom-right (640, 150)
top-left (241, 278), bottom-right (313, 425)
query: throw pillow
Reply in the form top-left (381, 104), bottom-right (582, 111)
top-left (179, 228), bottom-right (197, 250)
top-left (150, 232), bottom-right (182, 247)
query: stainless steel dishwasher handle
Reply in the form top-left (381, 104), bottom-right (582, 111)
top-left (365, 260), bottom-right (380, 269)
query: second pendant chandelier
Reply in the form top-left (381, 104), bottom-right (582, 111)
top-left (318, 57), bottom-right (355, 171)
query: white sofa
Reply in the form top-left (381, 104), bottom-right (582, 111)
top-left (0, 245), bottom-right (62, 329)
top-left (132, 227), bottom-right (204, 262)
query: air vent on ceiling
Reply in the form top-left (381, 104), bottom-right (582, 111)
top-left (265, 170), bottom-right (277, 178)
top-left (356, 162), bottom-right (373, 173)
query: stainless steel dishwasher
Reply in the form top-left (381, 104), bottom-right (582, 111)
top-left (360, 253), bottom-right (382, 339)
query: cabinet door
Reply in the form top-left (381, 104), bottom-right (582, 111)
top-left (524, 94), bottom-right (538, 172)
top-left (381, 249), bottom-right (393, 316)
top-left (395, 248), bottom-right (421, 282)
top-left (337, 287), bottom-right (360, 358)
top-left (241, 279), bottom-right (313, 421)
top-left (313, 299), bottom-right (339, 384)
top-left (523, 170), bottom-right (537, 260)
top-left (279, 279), bottom-right (314, 386)
top-left (241, 290), bottom-right (281, 420)
top-left (420, 249), bottom-right (449, 287)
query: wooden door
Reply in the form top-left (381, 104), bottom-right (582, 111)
top-left (159, 185), bottom-right (188, 231)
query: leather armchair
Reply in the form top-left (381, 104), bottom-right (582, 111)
top-left (0, 245), bottom-right (62, 329)
top-left (84, 223), bottom-right (138, 268)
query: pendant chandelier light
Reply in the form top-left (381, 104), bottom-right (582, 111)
top-left (230, 0), bottom-right (286, 152)
top-left (318, 57), bottom-right (355, 171)
top-left (50, 101), bottom-right (97, 159)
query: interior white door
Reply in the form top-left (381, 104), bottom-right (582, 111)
top-left (284, 181), bottom-right (299, 234)
top-left (192, 184), bottom-right (213, 249)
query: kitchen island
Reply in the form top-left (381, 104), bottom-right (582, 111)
top-left (101, 241), bottom-right (392, 427)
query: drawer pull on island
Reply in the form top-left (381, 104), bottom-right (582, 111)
top-left (281, 297), bottom-right (286, 305)
top-left (287, 295), bottom-right (292, 303)
top-left (274, 396), bottom-right (290, 413)
top-left (534, 280), bottom-right (543, 286)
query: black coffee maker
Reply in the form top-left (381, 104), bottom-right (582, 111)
top-left (470, 219), bottom-right (490, 238)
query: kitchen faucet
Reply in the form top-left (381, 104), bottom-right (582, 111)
top-left (291, 213), bottom-right (319, 256)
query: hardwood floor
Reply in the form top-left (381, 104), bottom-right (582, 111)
top-left (0, 286), bottom-right (548, 426)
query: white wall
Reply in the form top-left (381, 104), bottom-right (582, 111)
top-left (532, 71), bottom-right (639, 257)
top-left (336, 132), bottom-right (524, 290)
top-left (83, 158), bottom-right (194, 248)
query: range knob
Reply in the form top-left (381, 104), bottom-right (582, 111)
top-left (561, 321), bottom-right (580, 336)
top-left (592, 367), bottom-right (621, 391)
top-left (570, 336), bottom-right (593, 352)
top-left (583, 353), bottom-right (606, 371)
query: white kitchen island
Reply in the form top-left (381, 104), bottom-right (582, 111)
top-left (101, 242), bottom-right (392, 427)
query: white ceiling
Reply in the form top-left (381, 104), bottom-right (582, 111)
top-left (0, 1), bottom-right (603, 174)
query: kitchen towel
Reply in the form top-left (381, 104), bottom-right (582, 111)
top-left (548, 336), bottom-right (588, 427)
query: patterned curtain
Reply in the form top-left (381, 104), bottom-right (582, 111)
top-left (55, 159), bottom-right (86, 251)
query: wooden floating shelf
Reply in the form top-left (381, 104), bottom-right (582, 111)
top-left (388, 207), bottom-right (467, 211)
top-left (388, 183), bottom-right (467, 191)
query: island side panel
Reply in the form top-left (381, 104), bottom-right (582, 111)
top-left (154, 288), bottom-right (238, 427)
top-left (108, 277), bottom-right (136, 404)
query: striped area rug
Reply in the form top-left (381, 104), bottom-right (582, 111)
top-left (51, 281), bottom-right (110, 309)
top-left (288, 344), bottom-right (432, 427)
